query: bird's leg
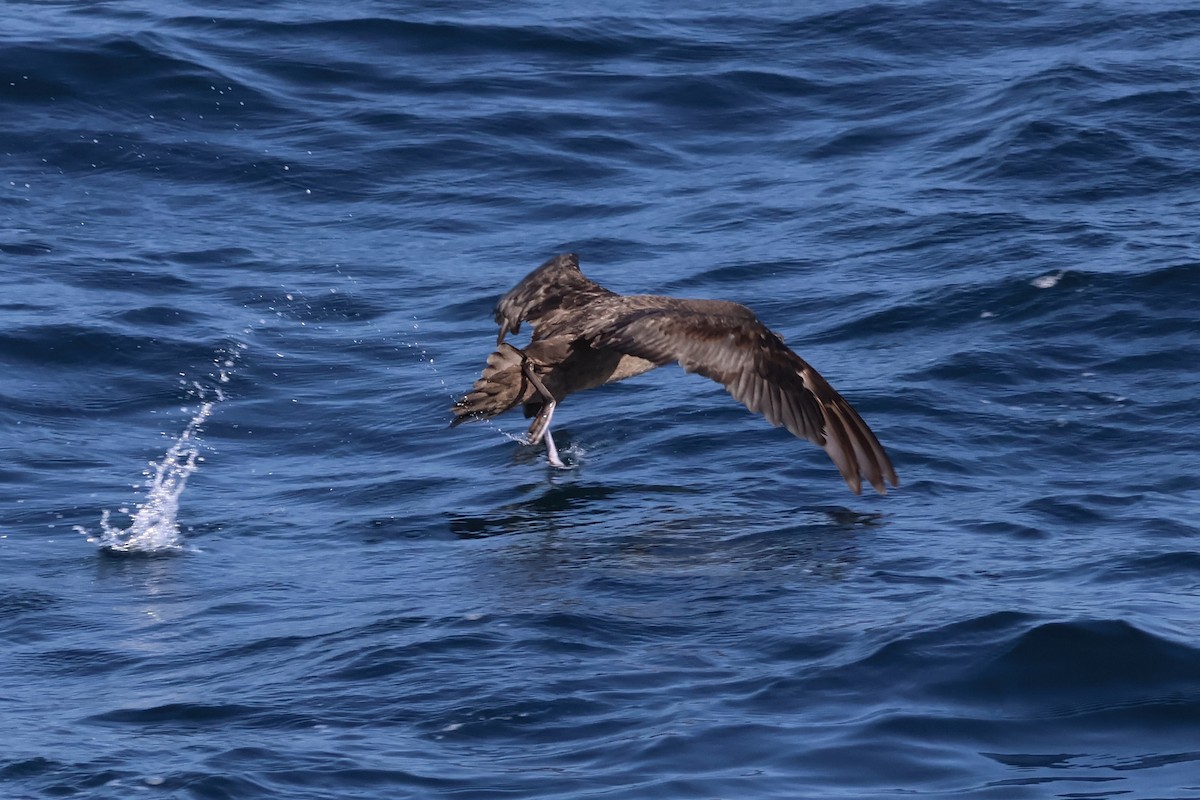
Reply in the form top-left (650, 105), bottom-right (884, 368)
top-left (521, 360), bottom-right (556, 445)
top-left (521, 359), bottom-right (566, 468)
top-left (542, 428), bottom-right (565, 469)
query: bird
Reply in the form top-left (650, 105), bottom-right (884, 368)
top-left (450, 253), bottom-right (898, 495)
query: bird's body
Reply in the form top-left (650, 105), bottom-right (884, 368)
top-left (451, 253), bottom-right (898, 495)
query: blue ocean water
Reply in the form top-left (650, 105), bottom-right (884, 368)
top-left (3, 0), bottom-right (1200, 797)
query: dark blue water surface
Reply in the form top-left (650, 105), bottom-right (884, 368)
top-left (4, 1), bottom-right (1200, 797)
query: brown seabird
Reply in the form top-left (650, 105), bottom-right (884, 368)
top-left (451, 253), bottom-right (898, 495)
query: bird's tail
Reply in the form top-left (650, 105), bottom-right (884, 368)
top-left (450, 343), bottom-right (531, 426)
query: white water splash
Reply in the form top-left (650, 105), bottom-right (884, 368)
top-left (497, 430), bottom-right (588, 469)
top-left (76, 345), bottom-right (243, 554)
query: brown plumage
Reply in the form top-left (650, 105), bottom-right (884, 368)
top-left (451, 253), bottom-right (898, 495)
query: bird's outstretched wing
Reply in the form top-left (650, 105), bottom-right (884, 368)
top-left (587, 301), bottom-right (898, 494)
top-left (493, 253), bottom-right (616, 344)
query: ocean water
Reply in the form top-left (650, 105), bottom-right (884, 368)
top-left (3, 0), bottom-right (1200, 797)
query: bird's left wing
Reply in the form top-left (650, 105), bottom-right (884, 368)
top-left (587, 301), bottom-right (898, 494)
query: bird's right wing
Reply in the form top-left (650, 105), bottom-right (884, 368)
top-left (588, 302), bottom-right (898, 495)
top-left (493, 253), bottom-right (616, 344)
